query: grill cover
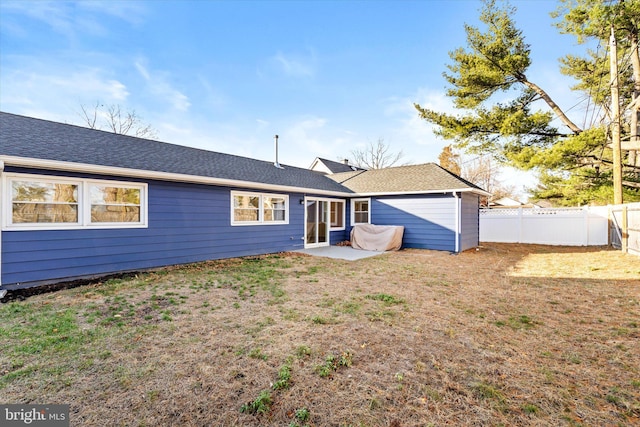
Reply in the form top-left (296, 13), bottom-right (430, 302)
top-left (350, 224), bottom-right (404, 251)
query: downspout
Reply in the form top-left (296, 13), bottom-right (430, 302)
top-left (0, 160), bottom-right (5, 299)
top-left (454, 192), bottom-right (460, 253)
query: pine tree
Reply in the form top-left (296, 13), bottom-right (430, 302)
top-left (416, 0), bottom-right (640, 205)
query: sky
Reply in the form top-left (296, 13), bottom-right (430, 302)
top-left (0, 0), bottom-right (591, 199)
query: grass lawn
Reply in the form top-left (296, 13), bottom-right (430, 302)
top-left (1, 243), bottom-right (639, 426)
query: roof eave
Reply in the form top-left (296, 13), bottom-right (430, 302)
top-left (353, 188), bottom-right (492, 197)
top-left (0, 156), bottom-right (354, 197)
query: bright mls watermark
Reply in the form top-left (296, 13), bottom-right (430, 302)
top-left (1, 405), bottom-right (69, 426)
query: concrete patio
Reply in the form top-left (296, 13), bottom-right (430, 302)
top-left (293, 245), bottom-right (385, 261)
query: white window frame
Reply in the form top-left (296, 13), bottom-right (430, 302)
top-left (350, 198), bottom-right (371, 226)
top-left (329, 200), bottom-right (346, 231)
top-left (2, 173), bottom-right (148, 230)
top-left (231, 190), bottom-right (289, 226)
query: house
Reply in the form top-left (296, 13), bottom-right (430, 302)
top-left (488, 197), bottom-right (540, 209)
top-left (489, 197), bottom-right (524, 208)
top-left (0, 112), bottom-right (490, 290)
top-left (328, 164), bottom-right (487, 252)
top-left (309, 157), bottom-right (364, 174)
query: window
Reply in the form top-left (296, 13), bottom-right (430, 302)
top-left (351, 198), bottom-right (371, 225)
top-left (263, 195), bottom-right (286, 222)
top-left (11, 179), bottom-right (79, 224)
top-left (233, 194), bottom-right (260, 222)
top-left (330, 200), bottom-right (345, 230)
top-left (90, 184), bottom-right (142, 223)
top-left (4, 174), bottom-right (147, 230)
top-left (231, 191), bottom-right (288, 225)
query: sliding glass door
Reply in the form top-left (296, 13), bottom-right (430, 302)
top-left (305, 198), bottom-right (329, 248)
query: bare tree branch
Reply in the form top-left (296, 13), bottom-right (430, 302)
top-left (78, 101), bottom-right (100, 129)
top-left (77, 102), bottom-right (158, 139)
top-left (350, 138), bottom-right (405, 169)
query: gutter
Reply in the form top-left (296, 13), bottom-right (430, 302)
top-left (0, 155), bottom-right (354, 198)
top-left (454, 191), bottom-right (460, 253)
top-left (355, 188), bottom-right (492, 198)
top-left (1, 155), bottom-right (493, 198)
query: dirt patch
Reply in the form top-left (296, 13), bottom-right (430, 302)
top-left (1, 244), bottom-right (638, 426)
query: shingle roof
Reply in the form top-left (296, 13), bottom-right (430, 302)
top-left (313, 157), bottom-right (364, 173)
top-left (328, 163), bottom-right (487, 194)
top-left (0, 112), bottom-right (351, 194)
top-left (0, 112), bottom-right (488, 196)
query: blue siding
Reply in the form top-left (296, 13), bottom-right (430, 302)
top-left (2, 170), bottom-right (308, 288)
top-left (367, 194), bottom-right (458, 252)
top-left (1, 166), bottom-right (480, 288)
top-left (329, 229), bottom-right (348, 244)
top-left (460, 193), bottom-right (480, 251)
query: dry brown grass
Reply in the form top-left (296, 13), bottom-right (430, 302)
top-left (1, 243), bottom-right (639, 426)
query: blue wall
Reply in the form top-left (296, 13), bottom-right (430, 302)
top-left (329, 229), bottom-right (348, 244)
top-left (1, 168), bottom-right (479, 288)
top-left (2, 168), bottom-right (311, 288)
top-left (460, 193), bottom-right (480, 251)
top-left (370, 194), bottom-right (457, 251)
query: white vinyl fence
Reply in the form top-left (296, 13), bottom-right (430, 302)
top-left (610, 203), bottom-right (640, 255)
top-left (480, 206), bottom-right (610, 246)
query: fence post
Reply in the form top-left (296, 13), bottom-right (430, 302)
top-left (583, 207), bottom-right (588, 246)
top-left (622, 205), bottom-right (628, 254)
top-left (518, 207), bottom-right (523, 243)
top-left (608, 205), bottom-right (612, 247)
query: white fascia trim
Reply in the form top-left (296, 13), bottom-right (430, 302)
top-left (1, 156), bottom-right (353, 198)
top-left (308, 157), bottom-right (321, 170)
top-left (354, 188), bottom-right (492, 197)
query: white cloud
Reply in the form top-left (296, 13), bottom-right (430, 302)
top-left (1, 1), bottom-right (75, 37)
top-left (78, 1), bottom-right (147, 26)
top-left (159, 114), bottom-right (358, 169)
top-left (0, 61), bottom-right (130, 121)
top-left (275, 116), bottom-right (363, 166)
top-left (134, 58), bottom-right (191, 112)
top-left (1, 0), bottom-right (147, 39)
top-left (284, 117), bottom-right (328, 153)
top-left (274, 52), bottom-right (314, 77)
top-left (134, 60), bottom-right (151, 80)
top-left (381, 86), bottom-right (540, 198)
top-left (376, 87), bottom-right (456, 164)
top-left (105, 80), bottom-right (129, 101)
top-left (262, 49), bottom-right (317, 79)
top-left (196, 75), bottom-right (227, 110)
top-left (287, 116), bottom-right (326, 137)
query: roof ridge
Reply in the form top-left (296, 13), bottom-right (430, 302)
top-left (0, 111), bottom-right (352, 194)
top-left (330, 169), bottom-right (368, 184)
top-left (0, 111), bottom-right (316, 173)
top-left (429, 162), bottom-right (484, 190)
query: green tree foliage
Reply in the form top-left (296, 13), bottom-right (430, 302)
top-left (416, 0), bottom-right (640, 206)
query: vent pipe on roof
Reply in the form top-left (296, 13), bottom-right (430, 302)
top-left (274, 134), bottom-right (284, 169)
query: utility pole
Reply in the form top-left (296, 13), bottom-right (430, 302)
top-left (610, 25), bottom-right (623, 204)
top-left (629, 29), bottom-right (640, 166)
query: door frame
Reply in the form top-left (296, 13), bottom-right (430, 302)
top-left (304, 197), bottom-right (331, 248)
